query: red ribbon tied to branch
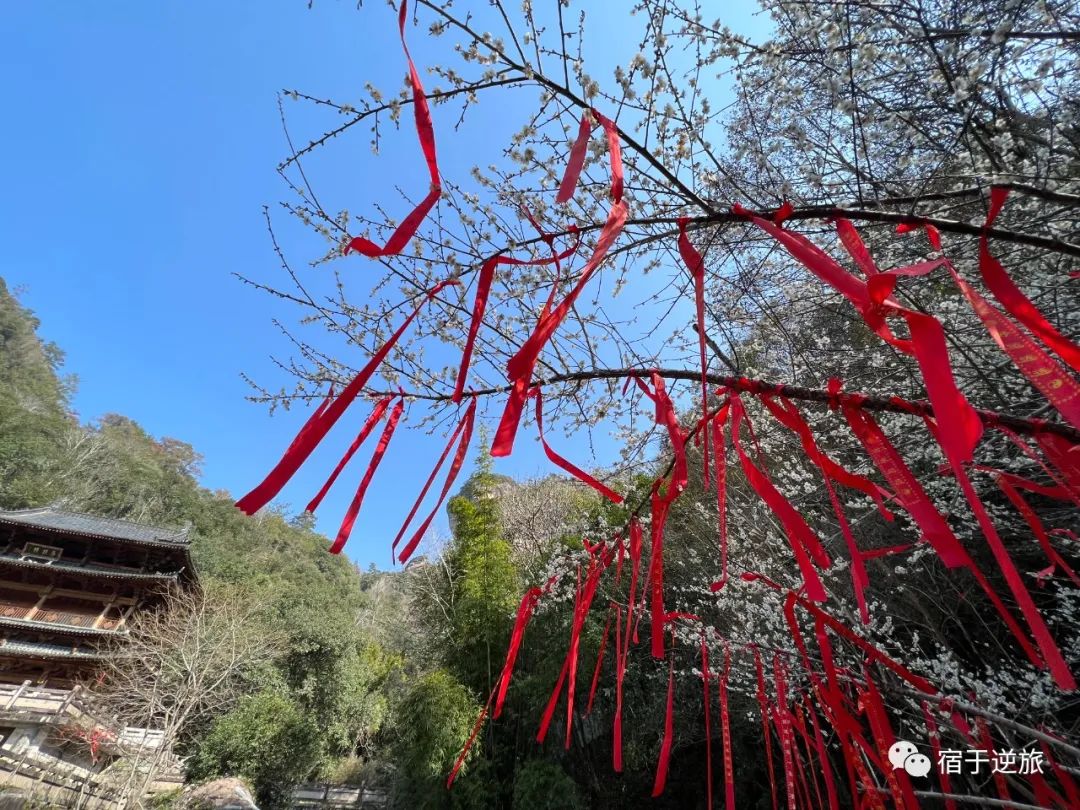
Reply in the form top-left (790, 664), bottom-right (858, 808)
top-left (393, 396), bottom-right (478, 564)
top-left (492, 109), bottom-right (627, 457)
top-left (344, 0), bottom-right (441, 258)
top-left (235, 280), bottom-right (458, 516)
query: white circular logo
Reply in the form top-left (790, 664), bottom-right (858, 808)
top-left (888, 740), bottom-right (931, 778)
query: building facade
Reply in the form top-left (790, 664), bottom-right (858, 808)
top-left (0, 507), bottom-right (195, 687)
top-left (0, 507), bottom-right (195, 806)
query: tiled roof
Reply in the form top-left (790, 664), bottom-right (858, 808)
top-left (0, 507), bottom-right (191, 547)
top-left (0, 551), bottom-right (181, 581)
top-left (0, 638), bottom-right (106, 660)
top-left (0, 614), bottom-right (126, 638)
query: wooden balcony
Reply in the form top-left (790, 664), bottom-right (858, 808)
top-left (0, 601), bottom-right (120, 631)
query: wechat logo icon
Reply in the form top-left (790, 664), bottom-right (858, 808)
top-left (889, 740), bottom-right (932, 778)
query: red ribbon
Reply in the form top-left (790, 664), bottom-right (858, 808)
top-left (649, 485), bottom-right (672, 658)
top-left (452, 234), bottom-right (580, 404)
top-left (730, 394), bottom-right (830, 601)
top-left (613, 603), bottom-right (625, 772)
top-left (651, 650), bottom-right (676, 797)
top-left (973, 714), bottom-right (1013, 806)
top-left (236, 281), bottom-right (457, 515)
top-left (285, 386), bottom-right (335, 455)
top-left (556, 112), bottom-right (592, 203)
top-left (761, 394), bottom-right (891, 622)
top-left (1036, 432), bottom-right (1080, 497)
top-left (537, 654), bottom-right (570, 745)
top-left (806, 697), bottom-right (839, 810)
top-left (565, 566), bottom-right (585, 750)
top-left (841, 404), bottom-right (967, 568)
top-left (945, 260), bottom-right (1080, 429)
top-left (745, 209), bottom-right (985, 466)
top-left (614, 520), bottom-right (642, 771)
top-left (701, 634), bottom-right (714, 810)
top-left (492, 199), bottom-right (628, 457)
top-left (536, 545), bottom-right (614, 746)
top-left (394, 396), bottom-right (477, 564)
top-left (927, 417), bottom-right (1076, 689)
top-left (711, 403), bottom-right (731, 590)
top-left (772, 655), bottom-right (798, 810)
top-left (330, 398), bottom-right (405, 554)
top-left (305, 396), bottom-right (392, 514)
top-left (586, 604), bottom-right (614, 714)
top-left (754, 650), bottom-right (780, 810)
top-left (995, 472), bottom-right (1080, 587)
top-left (1041, 739), bottom-right (1080, 808)
top-left (678, 217), bottom-right (711, 488)
top-left (650, 372), bottom-right (690, 493)
top-left (493, 585), bottom-right (544, 718)
top-left (920, 701), bottom-right (957, 810)
top-left (493, 110), bottom-right (627, 457)
top-left (756, 575), bottom-right (937, 694)
top-left (345, 0), bottom-right (440, 257)
top-left (719, 646), bottom-right (735, 810)
top-left (446, 689), bottom-right (493, 788)
top-left (981, 187), bottom-right (1080, 372)
top-left (531, 388), bottom-right (623, 503)
top-left (845, 405), bottom-right (1043, 665)
top-left (858, 674), bottom-right (917, 810)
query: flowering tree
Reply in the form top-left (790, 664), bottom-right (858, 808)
top-left (238, 0), bottom-right (1080, 806)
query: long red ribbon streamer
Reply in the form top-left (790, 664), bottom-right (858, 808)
top-left (493, 111), bottom-right (627, 456)
top-left (755, 650), bottom-right (780, 810)
top-left (586, 603), bottom-right (614, 714)
top-left (556, 112), bottom-right (592, 203)
top-left (452, 235), bottom-right (580, 403)
top-left (718, 645), bottom-right (735, 810)
top-left (330, 398), bottom-right (405, 554)
top-left (651, 651), bottom-right (676, 797)
top-left (395, 397), bottom-right (477, 564)
top-left (995, 472), bottom-right (1080, 587)
top-left (701, 634), bottom-right (714, 810)
top-left (711, 403), bottom-right (731, 590)
top-left (980, 187), bottom-right (1080, 371)
top-left (730, 395), bottom-right (830, 601)
top-left (235, 280), bottom-right (456, 515)
top-left (530, 388), bottom-right (623, 503)
top-left (345, 0), bottom-right (441, 257)
top-left (305, 396), bottom-right (392, 514)
top-left (678, 217), bottom-right (711, 487)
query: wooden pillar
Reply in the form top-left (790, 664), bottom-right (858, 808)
top-left (26, 584), bottom-right (54, 621)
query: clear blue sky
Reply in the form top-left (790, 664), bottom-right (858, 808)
top-left (2, 2), bottom-right (766, 569)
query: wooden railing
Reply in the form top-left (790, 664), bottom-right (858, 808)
top-left (0, 682), bottom-right (88, 720)
top-left (0, 601), bottom-right (117, 630)
top-left (0, 602), bottom-right (35, 620)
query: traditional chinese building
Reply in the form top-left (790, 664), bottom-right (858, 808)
top-left (0, 507), bottom-right (195, 805)
top-left (0, 506), bottom-right (196, 687)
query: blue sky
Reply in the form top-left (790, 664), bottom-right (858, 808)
top-left (2, 2), bottom-right (766, 569)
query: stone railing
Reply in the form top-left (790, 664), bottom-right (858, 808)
top-left (291, 783), bottom-right (387, 808)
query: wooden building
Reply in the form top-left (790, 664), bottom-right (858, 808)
top-left (0, 507), bottom-right (196, 687)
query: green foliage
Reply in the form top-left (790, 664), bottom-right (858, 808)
top-left (0, 279), bottom-right (72, 507)
top-left (444, 473), bottom-right (519, 690)
top-left (512, 761), bottom-right (583, 810)
top-left (392, 669), bottom-right (480, 780)
top-left (188, 691), bottom-right (322, 810)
